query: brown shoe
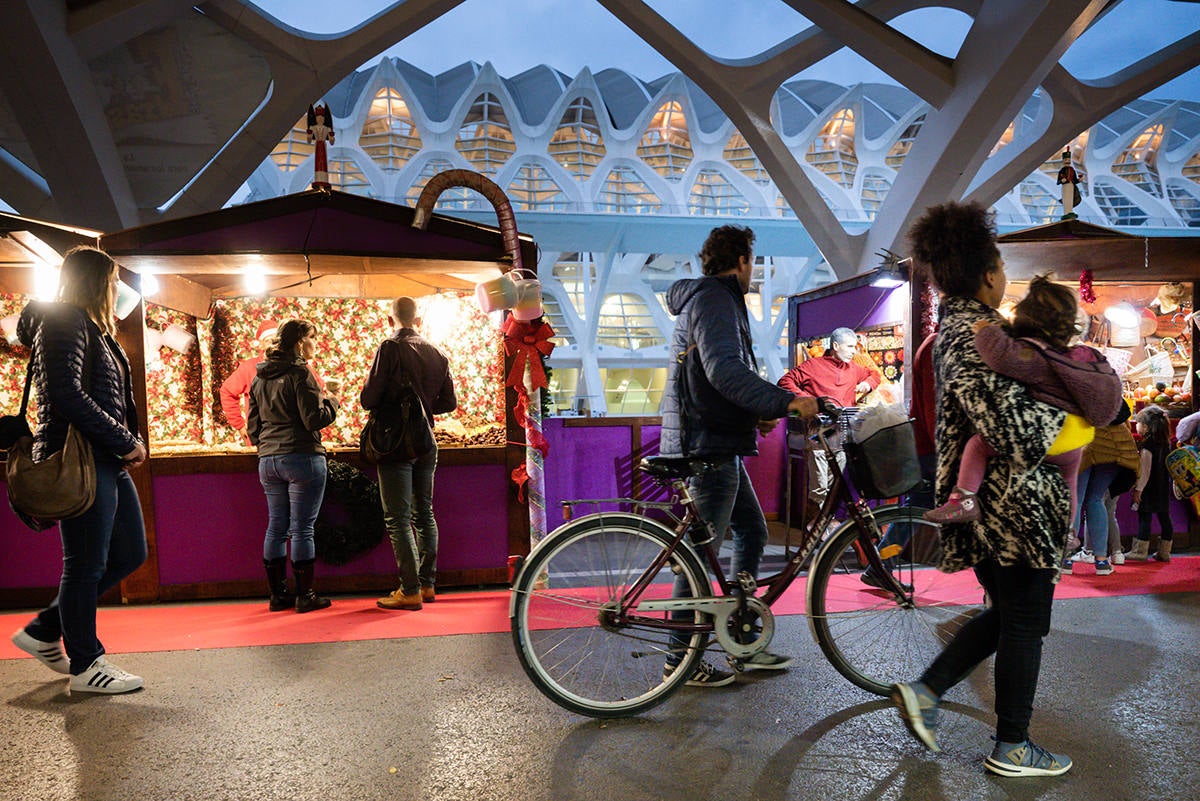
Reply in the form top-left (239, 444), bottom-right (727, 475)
top-left (377, 588), bottom-right (423, 610)
top-left (421, 586), bottom-right (435, 603)
top-left (923, 489), bottom-right (980, 524)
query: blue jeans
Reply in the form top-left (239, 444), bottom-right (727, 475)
top-left (24, 460), bottom-right (147, 675)
top-left (920, 559), bottom-right (1056, 743)
top-left (258, 453), bottom-right (328, 562)
top-left (1075, 464), bottom-right (1119, 558)
top-left (666, 457), bottom-right (767, 666)
top-left (377, 444), bottom-right (439, 594)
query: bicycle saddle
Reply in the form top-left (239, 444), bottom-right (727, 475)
top-left (639, 456), bottom-right (716, 480)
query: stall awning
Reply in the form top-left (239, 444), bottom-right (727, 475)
top-left (98, 189), bottom-right (537, 315)
top-left (997, 219), bottom-right (1199, 282)
top-left (0, 212), bottom-right (101, 295)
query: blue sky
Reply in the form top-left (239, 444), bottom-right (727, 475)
top-left (253, 0), bottom-right (1200, 100)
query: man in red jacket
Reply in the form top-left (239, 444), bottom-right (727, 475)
top-left (778, 327), bottom-right (880, 520)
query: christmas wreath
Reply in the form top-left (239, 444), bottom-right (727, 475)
top-left (314, 458), bottom-right (386, 565)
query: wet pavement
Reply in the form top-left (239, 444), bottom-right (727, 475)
top-left (1, 590), bottom-right (1196, 801)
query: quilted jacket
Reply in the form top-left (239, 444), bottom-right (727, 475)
top-left (16, 301), bottom-right (141, 463)
top-left (934, 296), bottom-right (1071, 576)
top-left (659, 274), bottom-right (793, 459)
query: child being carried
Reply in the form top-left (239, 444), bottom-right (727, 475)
top-left (925, 275), bottom-right (1124, 525)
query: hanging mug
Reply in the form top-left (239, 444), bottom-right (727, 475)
top-left (474, 272), bottom-right (517, 313)
top-left (510, 269), bottom-right (543, 322)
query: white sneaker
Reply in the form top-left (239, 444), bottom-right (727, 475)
top-left (11, 628), bottom-right (70, 675)
top-left (1110, 550), bottom-right (1125, 565)
top-left (1073, 549), bottom-right (1095, 564)
top-left (69, 657), bottom-right (143, 695)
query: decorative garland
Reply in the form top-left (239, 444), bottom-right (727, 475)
top-left (1079, 268), bottom-right (1096, 305)
top-left (314, 458), bottom-right (386, 565)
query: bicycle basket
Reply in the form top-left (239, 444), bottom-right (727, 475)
top-left (844, 419), bottom-right (921, 499)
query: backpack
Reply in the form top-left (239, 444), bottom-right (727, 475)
top-left (1165, 445), bottom-right (1200, 498)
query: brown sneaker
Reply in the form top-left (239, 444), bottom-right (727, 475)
top-left (421, 586), bottom-right (436, 603)
top-left (923, 489), bottom-right (981, 524)
top-left (377, 588), bottom-right (423, 610)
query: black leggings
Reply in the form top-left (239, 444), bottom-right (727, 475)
top-left (1136, 505), bottom-right (1173, 542)
top-left (920, 559), bottom-right (1056, 743)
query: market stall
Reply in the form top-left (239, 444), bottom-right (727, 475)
top-left (0, 188), bottom-right (541, 606)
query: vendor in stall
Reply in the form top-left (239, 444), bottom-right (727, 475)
top-left (778, 326), bottom-right (880, 517)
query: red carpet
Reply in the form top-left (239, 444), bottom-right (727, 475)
top-left (1, 556), bottom-right (1195, 663)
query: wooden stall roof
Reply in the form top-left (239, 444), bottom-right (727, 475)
top-left (97, 189), bottom-right (538, 316)
top-left (997, 219), bottom-right (1200, 282)
top-left (0, 212), bottom-right (101, 295)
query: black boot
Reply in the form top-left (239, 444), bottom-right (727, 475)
top-left (292, 558), bottom-right (331, 613)
top-left (264, 557), bottom-right (294, 612)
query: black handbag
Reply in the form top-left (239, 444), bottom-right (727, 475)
top-left (3, 331), bottom-right (97, 530)
top-left (359, 372), bottom-right (434, 465)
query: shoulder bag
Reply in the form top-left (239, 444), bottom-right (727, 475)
top-left (359, 342), bottom-right (435, 465)
top-left (4, 330), bottom-right (97, 529)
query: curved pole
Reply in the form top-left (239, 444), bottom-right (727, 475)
top-left (411, 169), bottom-right (523, 274)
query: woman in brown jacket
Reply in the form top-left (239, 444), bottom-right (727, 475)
top-left (1070, 402), bottom-right (1140, 575)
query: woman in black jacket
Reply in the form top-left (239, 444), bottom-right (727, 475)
top-left (247, 319), bottom-right (339, 612)
top-left (9, 246), bottom-right (148, 695)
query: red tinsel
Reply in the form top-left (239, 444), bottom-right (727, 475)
top-left (1079, 268), bottom-right (1096, 305)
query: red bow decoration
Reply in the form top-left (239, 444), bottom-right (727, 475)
top-left (502, 317), bottom-right (555, 391)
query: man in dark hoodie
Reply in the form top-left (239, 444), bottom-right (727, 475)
top-left (660, 225), bottom-right (820, 687)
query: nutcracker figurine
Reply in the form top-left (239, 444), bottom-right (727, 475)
top-left (1056, 150), bottom-right (1081, 220)
top-left (307, 104), bottom-right (335, 190)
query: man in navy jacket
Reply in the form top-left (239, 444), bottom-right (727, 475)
top-left (659, 225), bottom-right (818, 687)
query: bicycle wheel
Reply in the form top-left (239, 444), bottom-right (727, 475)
top-left (807, 505), bottom-right (985, 696)
top-left (510, 512), bottom-right (711, 718)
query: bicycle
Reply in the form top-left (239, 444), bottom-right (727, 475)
top-left (508, 409), bottom-right (985, 718)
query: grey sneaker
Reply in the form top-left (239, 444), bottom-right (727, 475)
top-left (741, 651), bottom-right (793, 671)
top-left (11, 628), bottom-right (70, 675)
top-left (891, 681), bottom-right (941, 752)
top-left (985, 739), bottom-right (1072, 777)
top-left (664, 659), bottom-right (736, 687)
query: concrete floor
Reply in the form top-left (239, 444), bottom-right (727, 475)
top-left (1, 589), bottom-right (1197, 801)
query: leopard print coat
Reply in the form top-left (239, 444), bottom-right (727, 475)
top-left (934, 296), bottom-right (1071, 576)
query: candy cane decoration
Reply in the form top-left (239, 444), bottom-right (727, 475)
top-left (412, 170), bottom-right (545, 546)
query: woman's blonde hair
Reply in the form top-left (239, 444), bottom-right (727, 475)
top-left (56, 246), bottom-right (118, 336)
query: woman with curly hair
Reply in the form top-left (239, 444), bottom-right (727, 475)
top-left (924, 274), bottom-right (1122, 526)
top-left (890, 202), bottom-right (1077, 777)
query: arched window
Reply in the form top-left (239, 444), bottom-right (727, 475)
top-left (549, 98), bottom-right (605, 180)
top-left (806, 108), bottom-right (857, 188)
top-left (539, 290), bottom-right (575, 347)
top-left (1166, 179), bottom-right (1200, 227)
top-left (406, 158), bottom-right (482, 210)
top-left (1092, 179), bottom-right (1147, 226)
top-left (596, 167), bottom-right (661, 214)
top-left (860, 171), bottom-right (892, 221)
top-left (360, 88), bottom-right (422, 172)
top-left (596, 293), bottom-right (663, 350)
top-left (688, 169), bottom-right (750, 216)
top-left (269, 115), bottom-right (313, 172)
top-left (1184, 147), bottom-right (1200, 183)
top-left (1113, 124), bottom-right (1164, 198)
top-left (327, 158), bottom-right (372, 197)
top-left (552, 253), bottom-right (595, 317)
top-left (637, 101), bottom-right (692, 180)
top-left (1019, 179), bottom-right (1060, 226)
top-left (455, 93), bottom-right (515, 175)
top-left (508, 163), bottom-right (569, 211)
top-left (886, 114), bottom-right (924, 168)
top-left (723, 132), bottom-right (769, 183)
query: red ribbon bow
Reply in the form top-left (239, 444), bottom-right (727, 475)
top-left (502, 317), bottom-right (555, 391)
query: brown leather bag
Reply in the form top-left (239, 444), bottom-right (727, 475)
top-left (3, 333), bottom-right (97, 528)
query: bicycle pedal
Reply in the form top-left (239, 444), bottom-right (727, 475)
top-left (727, 657), bottom-right (746, 673)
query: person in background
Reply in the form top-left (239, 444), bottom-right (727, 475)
top-left (248, 319), bottom-right (340, 613)
top-left (1069, 402), bottom-right (1139, 575)
top-left (1127, 405), bottom-right (1174, 562)
top-left (9, 246), bottom-right (149, 694)
top-left (778, 327), bottom-right (880, 519)
top-left (891, 201), bottom-right (1074, 778)
top-left (364, 297), bottom-right (457, 611)
top-left (660, 224), bottom-right (822, 687)
top-left (221, 320), bottom-right (326, 445)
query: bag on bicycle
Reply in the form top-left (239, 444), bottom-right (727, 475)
top-left (844, 404), bottom-right (921, 499)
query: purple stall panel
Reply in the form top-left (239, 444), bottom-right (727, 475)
top-left (794, 285), bottom-right (906, 341)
